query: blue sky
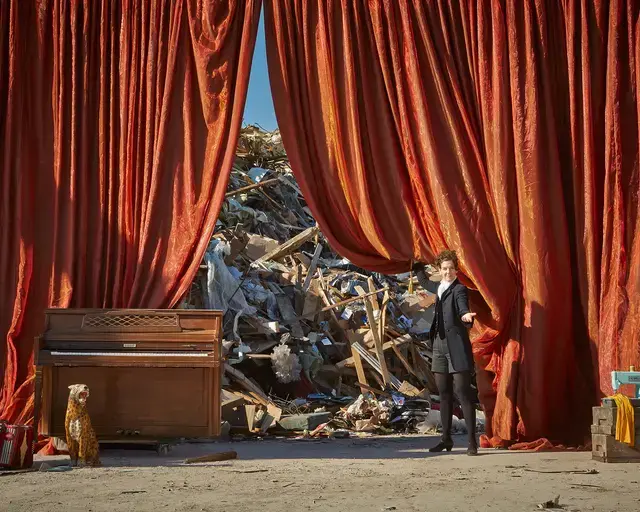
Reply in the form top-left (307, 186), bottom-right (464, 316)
top-left (243, 9), bottom-right (278, 131)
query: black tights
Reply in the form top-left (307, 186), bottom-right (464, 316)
top-left (435, 371), bottom-right (477, 445)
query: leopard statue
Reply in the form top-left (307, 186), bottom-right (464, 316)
top-left (65, 384), bottom-right (101, 467)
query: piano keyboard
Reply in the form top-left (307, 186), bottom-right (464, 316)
top-left (49, 351), bottom-right (211, 357)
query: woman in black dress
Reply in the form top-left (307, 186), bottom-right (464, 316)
top-left (414, 250), bottom-right (478, 455)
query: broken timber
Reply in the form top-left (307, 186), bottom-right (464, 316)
top-left (253, 225), bottom-right (320, 265)
top-left (337, 334), bottom-right (413, 369)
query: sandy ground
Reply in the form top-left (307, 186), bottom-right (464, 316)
top-left (1, 435), bottom-right (638, 512)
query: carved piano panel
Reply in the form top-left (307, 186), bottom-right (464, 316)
top-left (34, 309), bottom-right (224, 441)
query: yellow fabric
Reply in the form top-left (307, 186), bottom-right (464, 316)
top-left (607, 394), bottom-right (635, 446)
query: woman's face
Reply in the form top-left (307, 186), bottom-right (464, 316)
top-left (440, 259), bottom-right (457, 282)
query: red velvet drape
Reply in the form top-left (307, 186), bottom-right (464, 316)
top-left (265, 0), bottom-right (640, 444)
top-left (0, 0), bottom-right (261, 424)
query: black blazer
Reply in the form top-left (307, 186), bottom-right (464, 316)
top-left (416, 269), bottom-right (474, 371)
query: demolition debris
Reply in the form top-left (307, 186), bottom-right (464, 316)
top-left (180, 125), bottom-right (484, 439)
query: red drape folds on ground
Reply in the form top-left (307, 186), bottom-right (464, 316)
top-left (0, 0), bottom-right (261, 424)
top-left (265, 0), bottom-right (640, 445)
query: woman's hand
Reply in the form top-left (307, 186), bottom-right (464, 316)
top-left (461, 312), bottom-right (476, 323)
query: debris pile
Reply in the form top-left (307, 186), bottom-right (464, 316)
top-left (180, 125), bottom-right (483, 438)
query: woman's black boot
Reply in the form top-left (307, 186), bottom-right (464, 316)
top-left (429, 439), bottom-right (454, 453)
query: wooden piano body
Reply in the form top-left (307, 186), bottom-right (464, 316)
top-left (34, 309), bottom-right (224, 441)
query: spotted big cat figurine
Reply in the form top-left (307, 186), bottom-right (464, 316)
top-left (65, 384), bottom-right (101, 467)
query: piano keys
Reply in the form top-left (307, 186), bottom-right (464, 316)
top-left (33, 309), bottom-right (224, 442)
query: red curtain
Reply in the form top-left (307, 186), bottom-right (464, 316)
top-left (0, 0), bottom-right (261, 424)
top-left (265, 0), bottom-right (640, 444)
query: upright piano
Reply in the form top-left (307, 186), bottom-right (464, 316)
top-left (34, 309), bottom-right (224, 441)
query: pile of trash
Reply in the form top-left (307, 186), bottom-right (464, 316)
top-left (180, 125), bottom-right (484, 439)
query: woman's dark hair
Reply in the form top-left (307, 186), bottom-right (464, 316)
top-left (434, 250), bottom-right (459, 270)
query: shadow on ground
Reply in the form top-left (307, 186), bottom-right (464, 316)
top-left (34, 434), bottom-right (532, 469)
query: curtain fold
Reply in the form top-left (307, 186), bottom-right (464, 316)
top-left (265, 0), bottom-right (640, 444)
top-left (0, 0), bottom-right (261, 424)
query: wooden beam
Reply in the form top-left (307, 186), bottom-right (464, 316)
top-left (378, 289), bottom-right (389, 351)
top-left (298, 287), bottom-right (389, 320)
top-left (369, 370), bottom-right (385, 389)
top-left (254, 225), bottom-right (319, 264)
top-left (392, 342), bottom-right (419, 378)
top-left (350, 344), bottom-right (369, 395)
top-left (318, 287), bottom-right (345, 334)
top-left (367, 277), bottom-right (380, 313)
top-left (356, 285), bottom-right (391, 387)
top-left (225, 178), bottom-right (279, 198)
top-left (336, 334), bottom-right (413, 369)
top-left (351, 342), bottom-right (403, 390)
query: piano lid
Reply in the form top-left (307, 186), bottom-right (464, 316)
top-left (42, 308), bottom-right (223, 335)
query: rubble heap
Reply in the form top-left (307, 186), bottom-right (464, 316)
top-left (180, 125), bottom-right (484, 439)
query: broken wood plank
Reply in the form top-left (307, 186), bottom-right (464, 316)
top-left (294, 251), bottom-right (312, 269)
top-left (336, 334), bottom-right (413, 369)
top-left (379, 289), bottom-right (389, 346)
top-left (316, 268), bottom-right (327, 291)
top-left (260, 404), bottom-right (283, 434)
top-left (356, 285), bottom-right (391, 387)
top-left (254, 225), bottom-right (319, 264)
top-left (302, 244), bottom-right (323, 291)
top-left (351, 342), bottom-right (402, 390)
top-left (296, 263), bottom-right (303, 288)
top-left (225, 178), bottom-right (279, 198)
top-left (294, 286), bottom-right (305, 316)
top-left (276, 294), bottom-right (304, 338)
top-left (410, 344), bottom-right (438, 393)
top-left (301, 285), bottom-right (321, 320)
top-left (225, 364), bottom-right (271, 406)
top-left (367, 277), bottom-right (380, 313)
top-left (369, 371), bottom-right (385, 389)
top-left (298, 287), bottom-right (389, 320)
top-left (245, 404), bottom-right (257, 430)
top-left (185, 451), bottom-right (238, 464)
top-left (317, 286), bottom-right (345, 336)
top-left (397, 380), bottom-right (429, 398)
top-left (392, 342), bottom-right (419, 378)
top-left (349, 342), bottom-right (369, 394)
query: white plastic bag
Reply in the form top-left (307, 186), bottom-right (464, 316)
top-left (204, 240), bottom-right (256, 316)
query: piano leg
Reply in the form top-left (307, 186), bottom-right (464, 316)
top-left (32, 366), bottom-right (42, 454)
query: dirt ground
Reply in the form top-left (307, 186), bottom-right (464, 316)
top-left (1, 434), bottom-right (638, 512)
